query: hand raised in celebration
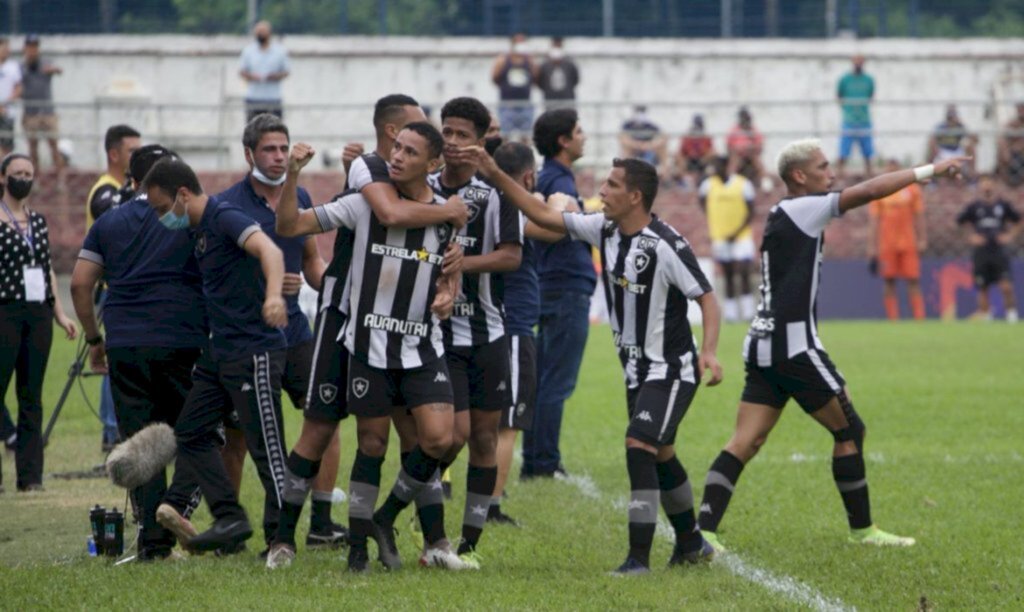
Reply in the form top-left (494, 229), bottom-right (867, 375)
top-left (288, 142), bottom-right (316, 174)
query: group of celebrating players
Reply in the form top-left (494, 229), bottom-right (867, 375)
top-left (74, 91), bottom-right (970, 575)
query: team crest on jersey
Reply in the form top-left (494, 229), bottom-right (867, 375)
top-left (194, 234), bottom-right (207, 255)
top-left (466, 202), bottom-right (481, 224)
top-left (435, 224), bottom-right (452, 244)
top-left (632, 252), bottom-right (651, 273)
top-left (352, 377), bottom-right (369, 399)
top-left (637, 236), bottom-right (659, 251)
top-left (318, 383), bottom-right (338, 404)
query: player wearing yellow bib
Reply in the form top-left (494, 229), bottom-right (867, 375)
top-left (699, 156), bottom-right (755, 322)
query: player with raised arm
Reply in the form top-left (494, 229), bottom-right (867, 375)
top-left (696, 140), bottom-right (969, 552)
top-left (466, 147), bottom-right (724, 575)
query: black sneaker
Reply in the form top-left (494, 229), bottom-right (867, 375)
top-left (611, 557), bottom-right (651, 576)
top-left (369, 518), bottom-right (402, 570)
top-left (668, 539), bottom-right (715, 566)
top-left (214, 541), bottom-right (247, 557)
top-left (306, 522), bottom-right (349, 549)
top-left (189, 517), bottom-right (253, 553)
top-left (347, 546), bottom-right (370, 573)
top-left (486, 507), bottom-right (520, 527)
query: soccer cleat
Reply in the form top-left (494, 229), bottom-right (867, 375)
top-left (420, 545), bottom-right (479, 571)
top-left (848, 525), bottom-right (916, 547)
top-left (700, 530), bottom-right (727, 554)
top-left (265, 543), bottom-right (296, 569)
top-left (611, 557), bottom-right (651, 576)
top-left (347, 546), bottom-right (370, 573)
top-left (306, 522), bottom-right (349, 549)
top-left (188, 517), bottom-right (253, 553)
top-left (370, 518), bottom-right (402, 570)
top-left (156, 504), bottom-right (200, 553)
top-left (668, 539), bottom-right (715, 566)
top-left (457, 549), bottom-right (483, 570)
top-left (486, 507), bottom-right (520, 526)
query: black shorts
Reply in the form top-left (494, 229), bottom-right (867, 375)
top-left (347, 355), bottom-right (454, 418)
top-left (447, 335), bottom-right (512, 413)
top-left (501, 334), bottom-right (536, 430)
top-left (625, 377), bottom-right (698, 447)
top-left (741, 350), bottom-right (846, 413)
top-left (302, 308), bottom-right (350, 423)
top-left (973, 247), bottom-right (1011, 288)
top-left (282, 339), bottom-right (314, 409)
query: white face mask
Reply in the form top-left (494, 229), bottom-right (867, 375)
top-left (549, 48), bottom-right (564, 60)
top-left (511, 43), bottom-right (522, 54)
top-left (248, 148), bottom-right (287, 186)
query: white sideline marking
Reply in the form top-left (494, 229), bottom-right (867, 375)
top-left (568, 473), bottom-right (854, 612)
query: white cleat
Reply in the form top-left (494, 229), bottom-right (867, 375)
top-left (419, 545), bottom-right (479, 570)
top-left (265, 543), bottom-right (296, 569)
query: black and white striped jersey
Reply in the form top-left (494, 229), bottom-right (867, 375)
top-left (563, 212), bottom-right (712, 388)
top-left (428, 172), bottom-right (523, 347)
top-left (743, 192), bottom-right (842, 367)
top-left (312, 190), bottom-right (453, 369)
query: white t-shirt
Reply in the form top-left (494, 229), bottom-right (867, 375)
top-left (0, 59), bottom-right (22, 109)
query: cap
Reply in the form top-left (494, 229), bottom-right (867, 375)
top-left (24, 34), bottom-right (40, 45)
top-left (128, 144), bottom-right (179, 183)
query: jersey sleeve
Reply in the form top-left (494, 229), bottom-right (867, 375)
top-left (496, 192), bottom-right (523, 245)
top-left (314, 193), bottom-right (364, 231)
top-left (348, 155), bottom-right (390, 191)
top-left (215, 206), bottom-right (263, 248)
top-left (662, 240), bottom-right (713, 299)
top-left (781, 192), bottom-right (841, 236)
top-left (78, 220), bottom-right (105, 266)
top-left (561, 212), bottom-right (604, 247)
top-left (89, 184), bottom-right (120, 222)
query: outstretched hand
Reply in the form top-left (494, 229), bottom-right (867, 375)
top-left (930, 156), bottom-right (971, 181)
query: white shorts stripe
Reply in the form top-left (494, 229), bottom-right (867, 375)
top-left (253, 352), bottom-right (285, 509)
top-left (508, 335), bottom-right (521, 428)
top-left (304, 313), bottom-right (329, 409)
top-left (658, 380), bottom-right (682, 440)
top-left (806, 349), bottom-right (841, 392)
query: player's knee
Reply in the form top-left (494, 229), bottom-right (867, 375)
top-left (357, 430), bottom-right (388, 458)
top-left (419, 430), bottom-right (453, 458)
top-left (468, 426), bottom-right (498, 457)
top-left (726, 433), bottom-right (766, 462)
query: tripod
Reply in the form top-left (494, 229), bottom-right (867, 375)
top-left (42, 301), bottom-right (105, 448)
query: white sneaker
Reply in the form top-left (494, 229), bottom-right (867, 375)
top-left (266, 543), bottom-right (295, 569)
top-left (419, 545), bottom-right (479, 570)
top-left (1007, 308), bottom-right (1018, 323)
top-left (155, 504), bottom-right (199, 554)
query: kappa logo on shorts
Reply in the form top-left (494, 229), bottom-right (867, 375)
top-left (434, 371), bottom-right (448, 383)
top-left (352, 377), bottom-right (370, 399)
top-left (496, 380), bottom-right (507, 392)
top-left (240, 382), bottom-right (253, 392)
top-left (636, 410), bottom-right (654, 422)
top-left (319, 383), bottom-right (338, 404)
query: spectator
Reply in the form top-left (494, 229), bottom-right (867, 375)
top-left (20, 35), bottom-right (63, 173)
top-left (726, 106), bottom-right (770, 191)
top-left (619, 105), bottom-right (668, 175)
top-left (997, 102), bottom-right (1024, 187)
top-left (700, 156), bottom-right (756, 322)
top-left (957, 175), bottom-right (1020, 322)
top-left (491, 33), bottom-right (536, 142)
top-left (239, 20), bottom-right (290, 123)
top-left (674, 113), bottom-right (716, 188)
top-left (928, 104), bottom-right (976, 177)
top-left (867, 159), bottom-right (927, 320)
top-left (836, 54), bottom-right (875, 176)
top-left (537, 37), bottom-right (579, 110)
top-left (0, 38), bottom-right (21, 157)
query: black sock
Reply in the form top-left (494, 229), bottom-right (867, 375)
top-left (276, 452), bottom-right (321, 546)
top-left (832, 453), bottom-right (872, 529)
top-left (626, 447), bottom-right (658, 567)
top-left (348, 450), bottom-right (384, 548)
top-left (698, 450), bottom-right (745, 534)
top-left (374, 446), bottom-right (440, 527)
top-left (416, 459), bottom-right (451, 546)
top-left (310, 491), bottom-right (333, 530)
top-left (656, 455), bottom-right (702, 553)
top-left (488, 496), bottom-right (501, 517)
top-left (458, 464), bottom-right (498, 554)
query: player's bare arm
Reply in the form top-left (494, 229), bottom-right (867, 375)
top-left (276, 142), bottom-right (322, 237)
top-left (695, 292), bottom-right (723, 386)
top-left (839, 156), bottom-right (969, 213)
top-left (464, 144), bottom-right (567, 233)
top-left (242, 230), bottom-right (288, 329)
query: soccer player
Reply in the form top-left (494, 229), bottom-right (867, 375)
top-left (957, 175), bottom-right (1020, 322)
top-left (867, 159), bottom-right (927, 320)
top-left (264, 95), bottom-right (467, 569)
top-left (144, 158), bottom-right (289, 553)
top-left (697, 140), bottom-right (968, 552)
top-left (274, 123), bottom-right (458, 573)
top-left (468, 148), bottom-right (723, 574)
top-left (425, 97), bottom-right (523, 564)
top-left (72, 145), bottom-right (203, 560)
top-left (700, 156), bottom-right (756, 322)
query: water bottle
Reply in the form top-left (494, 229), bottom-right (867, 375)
top-left (89, 505), bottom-right (106, 556)
top-left (103, 507), bottom-right (124, 557)
top-left (87, 536), bottom-right (98, 557)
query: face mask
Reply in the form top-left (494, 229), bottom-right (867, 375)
top-left (511, 43), bottom-right (522, 54)
top-left (549, 48), bottom-right (564, 61)
top-left (159, 196), bottom-right (190, 231)
top-left (256, 35), bottom-right (270, 44)
top-left (248, 148), bottom-right (287, 186)
top-left (484, 136), bottom-right (504, 156)
top-left (6, 177), bottom-right (32, 200)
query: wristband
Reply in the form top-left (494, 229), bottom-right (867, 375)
top-left (85, 334), bottom-right (104, 346)
top-left (913, 164), bottom-right (934, 182)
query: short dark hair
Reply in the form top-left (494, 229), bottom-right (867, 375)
top-left (440, 97), bottom-right (491, 139)
top-left (400, 121), bottom-right (444, 159)
top-left (243, 113), bottom-right (289, 151)
top-left (533, 109), bottom-right (578, 158)
top-left (494, 142), bottom-right (534, 179)
top-left (141, 158), bottom-right (203, 197)
top-left (104, 124), bottom-right (140, 153)
top-left (612, 158), bottom-right (659, 211)
top-left (1, 153), bottom-right (29, 175)
top-left (373, 94), bottom-right (419, 134)
top-left (128, 144), bottom-right (179, 184)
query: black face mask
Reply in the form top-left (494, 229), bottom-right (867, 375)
top-left (484, 136), bottom-right (504, 156)
top-left (6, 177), bottom-right (32, 200)
top-left (256, 35), bottom-right (269, 45)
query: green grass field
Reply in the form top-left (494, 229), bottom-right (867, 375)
top-left (1, 322), bottom-right (1022, 610)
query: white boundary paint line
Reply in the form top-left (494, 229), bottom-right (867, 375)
top-left (563, 473), bottom-right (855, 612)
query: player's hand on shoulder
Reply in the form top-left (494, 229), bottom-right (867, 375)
top-left (262, 295), bottom-right (288, 329)
top-left (698, 350), bottom-right (723, 387)
top-left (443, 195), bottom-right (470, 229)
top-left (289, 143), bottom-right (315, 173)
top-left (547, 193), bottom-right (576, 212)
top-left (341, 142), bottom-right (365, 173)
